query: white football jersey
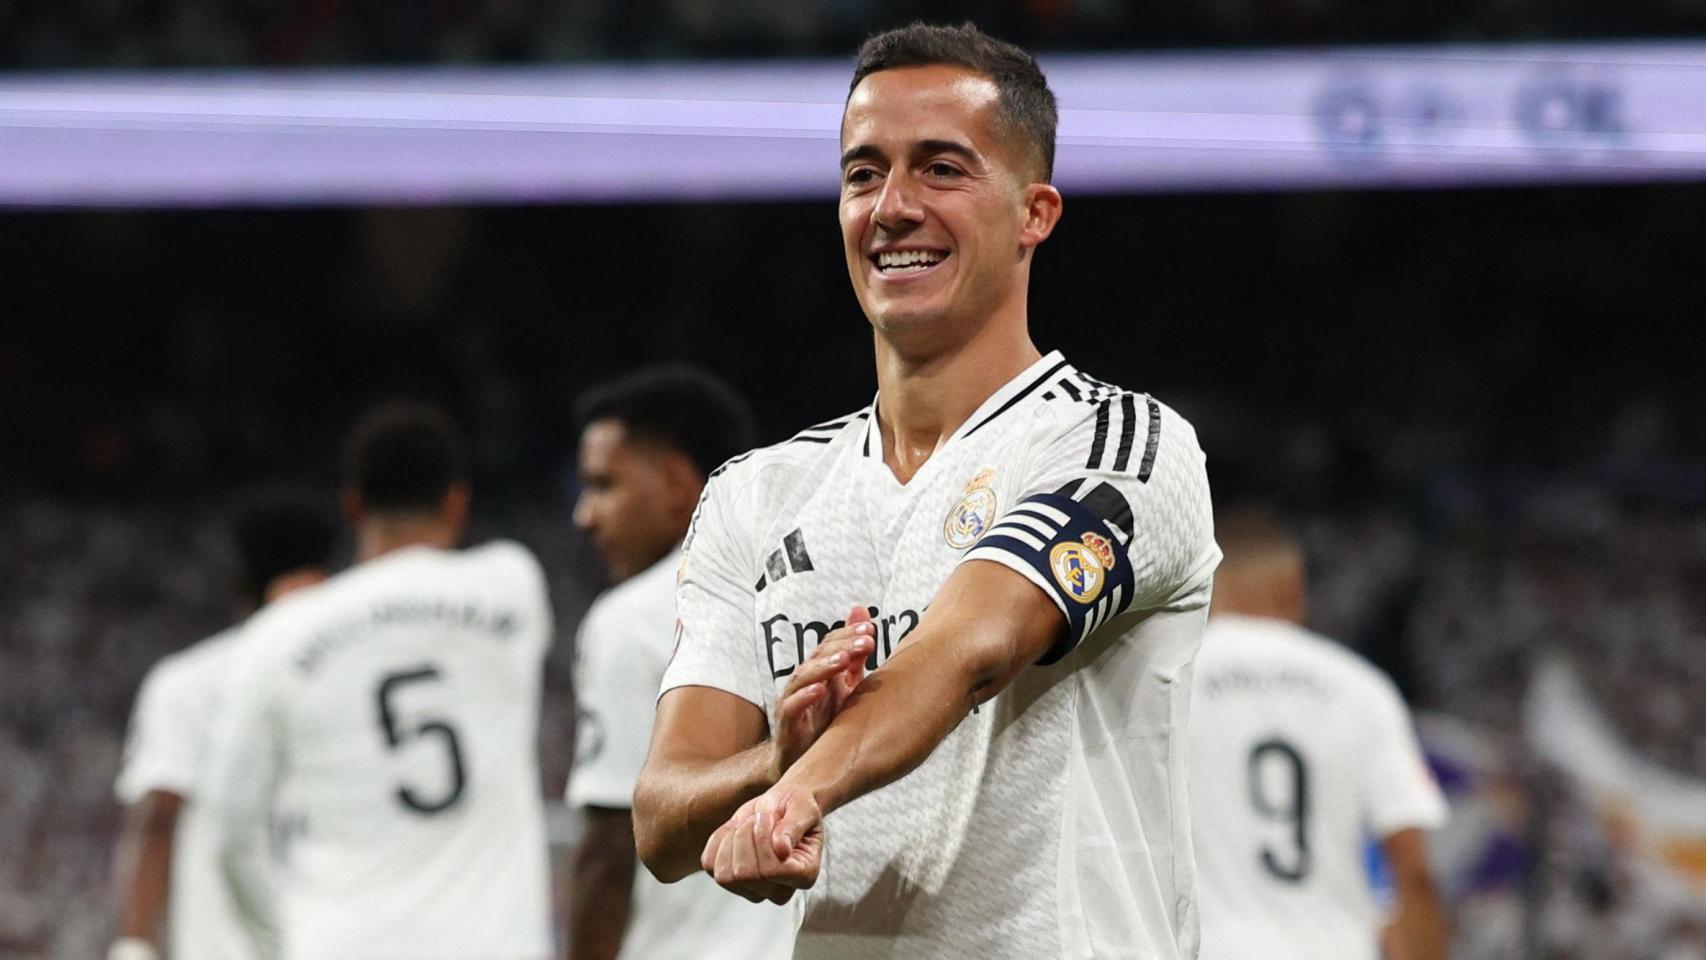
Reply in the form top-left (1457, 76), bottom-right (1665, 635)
top-left (200, 541), bottom-right (554, 960)
top-left (568, 546), bottom-right (796, 960)
top-left (662, 351), bottom-right (1221, 960)
top-left (1189, 614), bottom-right (1448, 960)
top-left (116, 627), bottom-right (256, 960)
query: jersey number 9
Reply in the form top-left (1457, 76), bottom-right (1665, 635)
top-left (1248, 738), bottom-right (1311, 883)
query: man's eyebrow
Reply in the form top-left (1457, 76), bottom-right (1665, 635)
top-left (915, 139), bottom-right (980, 165)
top-left (840, 144), bottom-right (882, 169)
top-left (839, 140), bottom-right (981, 169)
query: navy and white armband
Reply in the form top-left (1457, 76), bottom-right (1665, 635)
top-left (962, 491), bottom-right (1136, 665)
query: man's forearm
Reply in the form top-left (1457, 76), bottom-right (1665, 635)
top-left (114, 792), bottom-right (180, 944)
top-left (776, 570), bottom-right (1055, 817)
top-left (779, 633), bottom-right (984, 816)
top-left (1387, 873), bottom-right (1450, 960)
top-left (1382, 828), bottom-right (1450, 960)
top-left (634, 743), bottom-right (775, 881)
top-left (566, 809), bottom-right (638, 960)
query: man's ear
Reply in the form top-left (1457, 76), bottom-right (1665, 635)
top-left (1018, 182), bottom-right (1063, 251)
top-left (657, 451), bottom-right (706, 516)
top-left (341, 488), bottom-right (364, 528)
top-left (442, 483), bottom-right (472, 535)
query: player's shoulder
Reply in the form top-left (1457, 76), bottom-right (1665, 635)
top-left (140, 625), bottom-right (244, 700)
top-left (1203, 614), bottom-right (1399, 698)
top-left (707, 408), bottom-right (873, 493)
top-left (583, 548), bottom-right (678, 631)
top-left (693, 407), bottom-right (874, 540)
top-left (458, 538), bottom-right (549, 589)
top-left (1030, 362), bottom-right (1207, 469)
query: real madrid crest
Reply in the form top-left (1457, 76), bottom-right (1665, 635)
top-left (943, 467), bottom-right (999, 549)
top-left (1050, 530), bottom-right (1117, 604)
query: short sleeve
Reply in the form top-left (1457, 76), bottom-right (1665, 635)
top-left (963, 393), bottom-right (1219, 664)
top-left (659, 475), bottom-right (766, 709)
top-left (198, 625), bottom-right (289, 951)
top-left (1360, 677), bottom-right (1449, 837)
top-left (115, 659), bottom-right (201, 803)
top-left (566, 602), bottom-right (667, 809)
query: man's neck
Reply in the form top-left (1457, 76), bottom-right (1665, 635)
top-left (356, 516), bottom-right (458, 563)
top-left (873, 318), bottom-right (1040, 484)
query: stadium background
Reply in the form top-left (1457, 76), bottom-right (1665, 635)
top-left (3, 3), bottom-right (1706, 957)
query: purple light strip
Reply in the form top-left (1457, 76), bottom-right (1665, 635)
top-left (4, 41), bottom-right (1706, 207)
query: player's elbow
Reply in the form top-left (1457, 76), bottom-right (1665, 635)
top-left (630, 781), bottom-right (696, 883)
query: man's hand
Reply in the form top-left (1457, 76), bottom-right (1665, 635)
top-left (769, 606), bottom-right (873, 781)
top-left (701, 782), bottom-right (825, 904)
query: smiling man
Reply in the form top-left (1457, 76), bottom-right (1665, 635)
top-left (633, 22), bottom-right (1221, 960)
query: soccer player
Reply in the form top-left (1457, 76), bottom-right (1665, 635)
top-left (110, 487), bottom-right (337, 960)
top-left (1188, 509), bottom-right (1449, 960)
top-left (200, 403), bottom-right (554, 960)
top-left (563, 366), bottom-right (795, 960)
top-left (633, 22), bottom-right (1221, 959)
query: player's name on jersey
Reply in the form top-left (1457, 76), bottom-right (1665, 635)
top-left (759, 605), bottom-right (922, 679)
top-left (294, 597), bottom-right (524, 676)
top-left (1198, 666), bottom-right (1334, 702)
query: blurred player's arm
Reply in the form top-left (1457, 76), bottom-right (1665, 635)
top-left (1362, 671), bottom-right (1451, 960)
top-left (1381, 828), bottom-right (1449, 960)
top-left (111, 789), bottom-right (183, 956)
top-left (566, 807), bottom-right (636, 960)
top-left (111, 663), bottom-right (199, 960)
top-left (200, 638), bottom-right (286, 958)
top-left (635, 617), bottom-right (870, 883)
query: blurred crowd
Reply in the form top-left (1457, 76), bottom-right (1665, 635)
top-left (5, 0), bottom-right (1706, 68)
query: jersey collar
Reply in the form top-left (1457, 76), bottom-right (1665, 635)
top-left (860, 349), bottom-right (1072, 460)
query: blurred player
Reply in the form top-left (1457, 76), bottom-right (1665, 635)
top-left (1189, 509), bottom-right (1449, 960)
top-left (563, 366), bottom-right (794, 959)
top-left (634, 22), bottom-right (1220, 959)
top-left (200, 402), bottom-right (554, 960)
top-left (110, 486), bottom-right (337, 960)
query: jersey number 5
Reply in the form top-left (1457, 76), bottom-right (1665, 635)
top-left (376, 666), bottom-right (467, 815)
top-left (1248, 738), bottom-right (1311, 883)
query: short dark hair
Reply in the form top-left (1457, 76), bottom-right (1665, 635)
top-left (574, 365), bottom-right (757, 478)
top-left (229, 485), bottom-right (338, 608)
top-left (343, 401), bottom-right (468, 514)
top-left (849, 21), bottom-right (1058, 183)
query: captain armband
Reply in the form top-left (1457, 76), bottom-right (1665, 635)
top-left (962, 492), bottom-right (1136, 665)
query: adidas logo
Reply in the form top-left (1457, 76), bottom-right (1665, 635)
top-left (755, 528), bottom-right (814, 593)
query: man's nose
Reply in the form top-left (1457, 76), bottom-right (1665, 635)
top-left (873, 171), bottom-right (924, 231)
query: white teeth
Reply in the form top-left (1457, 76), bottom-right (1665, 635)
top-left (876, 250), bottom-right (946, 270)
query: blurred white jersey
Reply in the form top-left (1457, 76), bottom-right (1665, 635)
top-left (117, 628), bottom-right (255, 960)
top-left (201, 541), bottom-right (554, 960)
top-left (1189, 614), bottom-right (1447, 960)
top-left (568, 546), bottom-right (796, 960)
top-left (663, 352), bottom-right (1221, 960)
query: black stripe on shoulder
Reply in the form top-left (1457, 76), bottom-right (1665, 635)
top-left (1136, 395), bottom-right (1162, 482)
top-left (707, 449), bottom-right (757, 481)
top-left (1057, 378), bottom-right (1082, 401)
top-left (1112, 392), bottom-right (1139, 472)
top-left (1085, 399), bottom-right (1111, 468)
top-left (786, 410), bottom-right (869, 445)
top-left (963, 358), bottom-right (1070, 438)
